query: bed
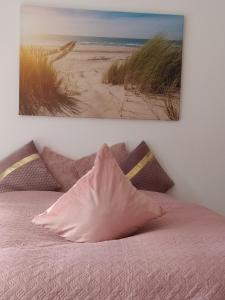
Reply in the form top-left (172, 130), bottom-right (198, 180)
top-left (0, 191), bottom-right (225, 300)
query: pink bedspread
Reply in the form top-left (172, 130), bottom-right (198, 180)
top-left (0, 191), bottom-right (225, 300)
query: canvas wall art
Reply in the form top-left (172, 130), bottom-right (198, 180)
top-left (20, 5), bottom-right (184, 120)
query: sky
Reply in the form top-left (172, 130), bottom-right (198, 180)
top-left (21, 5), bottom-right (184, 41)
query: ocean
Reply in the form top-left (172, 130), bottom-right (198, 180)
top-left (22, 34), bottom-right (182, 48)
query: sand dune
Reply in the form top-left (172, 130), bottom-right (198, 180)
top-left (53, 44), bottom-right (172, 120)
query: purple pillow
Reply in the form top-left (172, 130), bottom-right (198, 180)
top-left (0, 141), bottom-right (60, 193)
top-left (120, 141), bottom-right (174, 192)
top-left (42, 143), bottom-right (129, 192)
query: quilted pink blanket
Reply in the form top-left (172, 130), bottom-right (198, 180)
top-left (0, 191), bottom-right (225, 300)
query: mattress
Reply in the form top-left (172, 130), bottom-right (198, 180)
top-left (0, 191), bottom-right (225, 300)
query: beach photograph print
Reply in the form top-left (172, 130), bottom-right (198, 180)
top-left (20, 5), bottom-right (184, 120)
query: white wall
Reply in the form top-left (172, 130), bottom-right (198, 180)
top-left (0, 0), bottom-right (225, 214)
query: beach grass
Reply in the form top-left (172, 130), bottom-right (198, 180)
top-left (103, 36), bottom-right (182, 120)
top-left (19, 46), bottom-right (80, 116)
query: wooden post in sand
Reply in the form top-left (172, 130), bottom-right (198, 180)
top-left (42, 41), bottom-right (77, 64)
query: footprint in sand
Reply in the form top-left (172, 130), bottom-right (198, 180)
top-left (79, 71), bottom-right (85, 78)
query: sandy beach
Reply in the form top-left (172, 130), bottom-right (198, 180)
top-left (20, 6), bottom-right (182, 120)
top-left (53, 44), bottom-right (176, 120)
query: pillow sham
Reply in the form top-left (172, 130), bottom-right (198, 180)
top-left (0, 141), bottom-right (60, 193)
top-left (33, 144), bottom-right (163, 243)
top-left (41, 148), bottom-right (80, 192)
top-left (41, 142), bottom-right (129, 192)
top-left (120, 141), bottom-right (174, 192)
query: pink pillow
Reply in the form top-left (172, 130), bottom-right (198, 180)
top-left (41, 148), bottom-right (80, 192)
top-left (41, 143), bottom-right (128, 192)
top-left (33, 144), bottom-right (164, 243)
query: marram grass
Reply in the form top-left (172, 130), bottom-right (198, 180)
top-left (103, 36), bottom-right (182, 120)
top-left (19, 46), bottom-right (79, 116)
